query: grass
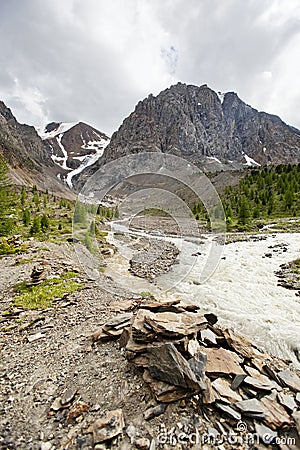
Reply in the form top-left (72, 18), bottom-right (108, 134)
top-left (13, 272), bottom-right (83, 309)
top-left (15, 258), bottom-right (33, 265)
top-left (139, 291), bottom-right (156, 301)
top-left (0, 238), bottom-right (28, 256)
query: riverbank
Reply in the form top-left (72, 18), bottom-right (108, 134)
top-left (0, 234), bottom-right (300, 449)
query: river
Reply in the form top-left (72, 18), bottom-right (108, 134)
top-left (106, 220), bottom-right (300, 367)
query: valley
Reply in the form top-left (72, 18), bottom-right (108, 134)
top-left (0, 83), bottom-right (300, 449)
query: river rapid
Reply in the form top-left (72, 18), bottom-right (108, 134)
top-left (107, 221), bottom-right (300, 367)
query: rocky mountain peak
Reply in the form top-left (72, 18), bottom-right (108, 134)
top-left (86, 82), bottom-right (300, 183)
top-left (0, 101), bottom-right (15, 122)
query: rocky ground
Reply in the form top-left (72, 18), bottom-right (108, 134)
top-left (129, 239), bottom-right (179, 281)
top-left (0, 239), bottom-right (300, 450)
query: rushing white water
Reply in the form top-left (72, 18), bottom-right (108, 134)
top-left (173, 233), bottom-right (300, 367)
top-left (107, 220), bottom-right (300, 367)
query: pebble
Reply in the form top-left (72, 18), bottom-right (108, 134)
top-left (135, 437), bottom-right (151, 449)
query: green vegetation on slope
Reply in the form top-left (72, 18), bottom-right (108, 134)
top-left (193, 164), bottom-right (300, 231)
top-left (13, 272), bottom-right (82, 309)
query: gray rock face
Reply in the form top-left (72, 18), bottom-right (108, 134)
top-left (0, 101), bottom-right (71, 194)
top-left (82, 83), bottom-right (300, 183)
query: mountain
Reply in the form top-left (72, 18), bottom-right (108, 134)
top-left (76, 83), bottom-right (300, 187)
top-left (0, 99), bottom-right (109, 194)
top-left (37, 122), bottom-right (110, 188)
top-left (0, 101), bottom-right (70, 195)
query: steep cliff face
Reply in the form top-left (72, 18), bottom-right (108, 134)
top-left (91, 83), bottom-right (300, 174)
top-left (0, 101), bottom-right (70, 194)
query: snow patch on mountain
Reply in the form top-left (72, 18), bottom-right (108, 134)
top-left (66, 137), bottom-right (109, 188)
top-left (207, 156), bottom-right (222, 164)
top-left (36, 122), bottom-right (78, 140)
top-left (244, 154), bottom-right (261, 167)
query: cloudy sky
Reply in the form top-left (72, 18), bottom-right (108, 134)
top-left (1, 0), bottom-right (300, 135)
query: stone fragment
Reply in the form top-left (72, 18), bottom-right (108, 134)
top-left (254, 422), bottom-right (278, 444)
top-left (277, 369), bottom-right (300, 392)
top-left (200, 329), bottom-right (218, 345)
top-left (231, 374), bottom-right (247, 390)
top-left (188, 351), bottom-right (207, 381)
top-left (30, 266), bottom-right (45, 285)
top-left (27, 332), bottom-right (44, 343)
top-left (131, 354), bottom-right (149, 367)
top-left (144, 310), bottom-right (207, 338)
top-left (90, 329), bottom-right (114, 341)
top-left (222, 328), bottom-right (261, 358)
top-left (135, 438), bottom-right (151, 449)
top-left (61, 388), bottom-right (77, 406)
top-left (131, 309), bottom-right (155, 342)
top-left (260, 394), bottom-right (291, 429)
top-left (244, 365), bottom-right (281, 392)
top-left (235, 399), bottom-right (266, 418)
top-left (89, 409), bottom-right (124, 444)
top-left (66, 401), bottom-right (89, 423)
top-left (103, 313), bottom-right (133, 330)
top-left (214, 402), bottom-right (241, 421)
top-left (143, 403), bottom-right (167, 420)
top-left (277, 393), bottom-right (297, 412)
top-left (50, 397), bottom-right (63, 411)
top-left (292, 410), bottom-right (300, 436)
top-left (204, 313), bottom-right (218, 325)
top-left (147, 343), bottom-right (205, 391)
top-left (91, 313), bottom-right (133, 341)
top-left (244, 376), bottom-right (278, 392)
top-left (143, 370), bottom-right (190, 403)
top-left (201, 347), bottom-right (245, 376)
top-left (140, 299), bottom-right (181, 312)
top-left (296, 393), bottom-right (300, 404)
top-left (187, 338), bottom-right (201, 357)
top-left (125, 337), bottom-right (150, 353)
top-left (40, 443), bottom-right (53, 450)
top-left (202, 377), bottom-right (216, 404)
top-left (212, 378), bottom-right (242, 403)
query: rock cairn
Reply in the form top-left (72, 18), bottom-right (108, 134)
top-left (29, 266), bottom-right (46, 285)
top-left (92, 299), bottom-right (300, 445)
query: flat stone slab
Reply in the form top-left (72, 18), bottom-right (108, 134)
top-left (214, 402), bottom-right (241, 421)
top-left (212, 378), bottom-right (242, 403)
top-left (277, 369), bottom-right (300, 392)
top-left (223, 328), bottom-right (262, 359)
top-left (201, 347), bottom-right (245, 376)
top-left (260, 394), bottom-right (291, 429)
top-left (235, 399), bottom-right (266, 416)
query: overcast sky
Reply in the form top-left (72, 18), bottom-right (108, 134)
top-left (0, 0), bottom-right (299, 135)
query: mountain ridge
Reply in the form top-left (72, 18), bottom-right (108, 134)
top-left (0, 101), bottom-right (109, 193)
top-left (75, 82), bottom-right (300, 188)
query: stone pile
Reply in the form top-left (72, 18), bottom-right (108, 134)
top-left (92, 299), bottom-right (300, 444)
top-left (129, 241), bottom-right (179, 280)
top-left (29, 266), bottom-right (46, 285)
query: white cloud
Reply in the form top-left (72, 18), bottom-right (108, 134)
top-left (0, 0), bottom-right (299, 133)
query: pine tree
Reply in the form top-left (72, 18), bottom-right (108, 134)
top-left (238, 196), bottom-right (250, 225)
top-left (22, 209), bottom-right (31, 227)
top-left (41, 214), bottom-right (49, 232)
top-left (21, 186), bottom-right (26, 206)
top-left (30, 216), bottom-right (40, 235)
